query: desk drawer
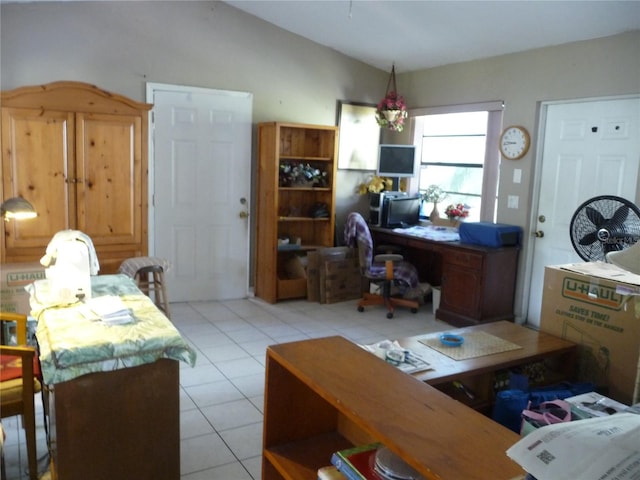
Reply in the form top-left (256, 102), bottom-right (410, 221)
top-left (446, 251), bottom-right (483, 269)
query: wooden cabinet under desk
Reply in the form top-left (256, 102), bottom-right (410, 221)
top-left (371, 227), bottom-right (519, 327)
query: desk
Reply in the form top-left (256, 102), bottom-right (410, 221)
top-left (371, 226), bottom-right (519, 326)
top-left (32, 275), bottom-right (195, 480)
top-left (398, 321), bottom-right (578, 412)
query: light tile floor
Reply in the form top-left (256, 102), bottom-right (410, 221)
top-left (2, 296), bottom-right (449, 479)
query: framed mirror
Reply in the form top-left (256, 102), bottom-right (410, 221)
top-left (336, 101), bottom-right (380, 170)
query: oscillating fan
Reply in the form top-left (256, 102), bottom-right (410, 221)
top-left (569, 195), bottom-right (640, 262)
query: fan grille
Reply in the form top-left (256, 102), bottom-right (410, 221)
top-left (569, 195), bottom-right (640, 262)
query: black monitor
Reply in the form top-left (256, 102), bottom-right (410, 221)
top-left (384, 196), bottom-right (421, 228)
top-left (377, 144), bottom-right (416, 177)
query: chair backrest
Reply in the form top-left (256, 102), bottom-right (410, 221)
top-left (344, 212), bottom-right (374, 273)
top-left (0, 311), bottom-right (29, 345)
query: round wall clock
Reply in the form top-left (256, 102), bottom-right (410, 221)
top-left (499, 125), bottom-right (530, 160)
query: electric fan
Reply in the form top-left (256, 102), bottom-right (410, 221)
top-left (569, 195), bottom-right (640, 262)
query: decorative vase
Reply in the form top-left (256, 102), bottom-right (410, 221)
top-left (430, 203), bottom-right (440, 220)
top-left (383, 110), bottom-right (401, 122)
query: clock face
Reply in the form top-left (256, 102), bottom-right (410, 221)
top-left (499, 126), bottom-right (530, 160)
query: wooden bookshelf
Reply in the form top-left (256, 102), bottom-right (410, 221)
top-left (255, 122), bottom-right (338, 303)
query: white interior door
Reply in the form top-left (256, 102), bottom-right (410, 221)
top-left (148, 84), bottom-right (252, 302)
top-left (526, 96), bottom-right (640, 328)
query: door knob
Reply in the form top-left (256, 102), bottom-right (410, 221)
top-left (239, 211), bottom-right (249, 219)
top-left (534, 231), bottom-right (544, 238)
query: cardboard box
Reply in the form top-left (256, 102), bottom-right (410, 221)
top-left (540, 264), bottom-right (640, 404)
top-left (0, 262), bottom-right (45, 315)
top-left (306, 251), bottom-right (320, 302)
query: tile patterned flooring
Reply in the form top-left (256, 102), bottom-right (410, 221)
top-left (2, 296), bottom-right (449, 479)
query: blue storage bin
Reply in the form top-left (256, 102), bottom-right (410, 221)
top-left (459, 222), bottom-right (522, 247)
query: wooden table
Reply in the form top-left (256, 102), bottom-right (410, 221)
top-left (398, 321), bottom-right (578, 412)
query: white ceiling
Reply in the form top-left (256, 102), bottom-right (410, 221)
top-left (224, 1), bottom-right (640, 73)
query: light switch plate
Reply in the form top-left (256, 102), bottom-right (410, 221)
top-left (508, 195), bottom-right (519, 209)
top-left (513, 169), bottom-right (522, 184)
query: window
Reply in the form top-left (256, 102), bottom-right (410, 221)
top-left (411, 101), bottom-right (503, 222)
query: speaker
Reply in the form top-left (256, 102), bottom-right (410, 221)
top-left (369, 192), bottom-right (384, 226)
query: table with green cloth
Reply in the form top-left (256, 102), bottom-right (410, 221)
top-left (31, 274), bottom-right (195, 385)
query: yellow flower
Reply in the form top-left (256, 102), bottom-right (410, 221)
top-left (358, 175), bottom-right (393, 194)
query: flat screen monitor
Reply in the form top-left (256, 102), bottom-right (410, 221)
top-left (384, 196), bottom-right (421, 228)
top-left (377, 144), bottom-right (416, 177)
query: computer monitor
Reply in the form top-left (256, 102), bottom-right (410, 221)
top-left (384, 196), bottom-right (421, 228)
top-left (377, 144), bottom-right (416, 177)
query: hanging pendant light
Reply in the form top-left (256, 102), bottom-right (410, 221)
top-left (375, 64), bottom-right (408, 132)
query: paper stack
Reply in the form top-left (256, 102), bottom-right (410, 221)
top-left (86, 295), bottom-right (134, 325)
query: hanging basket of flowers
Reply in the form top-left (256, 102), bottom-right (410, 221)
top-left (375, 64), bottom-right (408, 132)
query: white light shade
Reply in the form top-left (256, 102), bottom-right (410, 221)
top-left (1, 197), bottom-right (37, 220)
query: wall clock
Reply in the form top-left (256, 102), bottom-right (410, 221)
top-left (499, 125), bottom-right (530, 160)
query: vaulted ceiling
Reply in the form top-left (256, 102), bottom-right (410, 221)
top-left (225, 1), bottom-right (640, 72)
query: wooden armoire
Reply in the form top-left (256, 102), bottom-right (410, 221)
top-left (1, 81), bottom-right (152, 273)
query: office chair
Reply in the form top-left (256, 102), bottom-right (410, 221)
top-left (344, 212), bottom-right (420, 318)
top-left (0, 312), bottom-right (41, 480)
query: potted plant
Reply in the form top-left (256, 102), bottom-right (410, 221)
top-left (445, 203), bottom-right (470, 220)
top-left (421, 185), bottom-right (448, 219)
top-left (375, 91), bottom-right (408, 132)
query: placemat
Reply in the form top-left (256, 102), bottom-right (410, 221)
top-left (420, 331), bottom-right (522, 360)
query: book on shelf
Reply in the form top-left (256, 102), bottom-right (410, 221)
top-left (330, 442), bottom-right (381, 480)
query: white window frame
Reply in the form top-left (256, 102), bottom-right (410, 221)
top-left (410, 101), bottom-right (504, 222)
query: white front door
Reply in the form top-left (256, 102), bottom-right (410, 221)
top-left (526, 96), bottom-right (640, 328)
top-left (147, 83), bottom-right (252, 301)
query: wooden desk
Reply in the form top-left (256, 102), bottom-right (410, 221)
top-left (398, 321), bottom-right (578, 412)
top-left (263, 335), bottom-right (526, 480)
top-left (371, 226), bottom-right (519, 326)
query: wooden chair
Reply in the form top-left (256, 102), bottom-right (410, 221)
top-left (0, 312), bottom-right (41, 480)
top-left (344, 212), bottom-right (420, 319)
top-left (134, 265), bottom-right (171, 318)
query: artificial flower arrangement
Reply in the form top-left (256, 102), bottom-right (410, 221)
top-left (375, 91), bottom-right (408, 132)
top-left (357, 175), bottom-right (393, 194)
top-left (279, 162), bottom-right (328, 187)
top-left (421, 184), bottom-right (448, 203)
top-left (445, 203), bottom-right (470, 219)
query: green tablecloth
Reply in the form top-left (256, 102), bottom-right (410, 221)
top-left (32, 274), bottom-right (196, 385)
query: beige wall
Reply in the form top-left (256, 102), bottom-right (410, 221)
top-left (399, 31), bottom-right (640, 320)
top-left (2, 1), bottom-right (639, 319)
